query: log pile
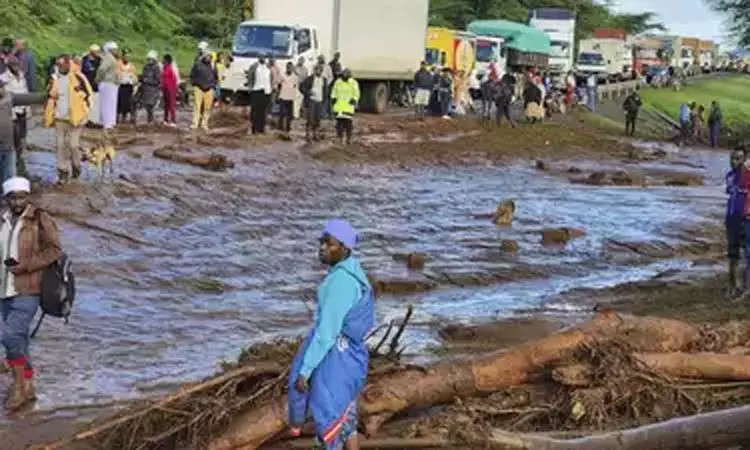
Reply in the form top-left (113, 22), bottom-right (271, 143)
top-left (38, 311), bottom-right (750, 450)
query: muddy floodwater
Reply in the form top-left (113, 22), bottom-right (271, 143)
top-left (1, 121), bottom-right (729, 417)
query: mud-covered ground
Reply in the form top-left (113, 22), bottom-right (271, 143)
top-left (2, 106), bottom-right (736, 449)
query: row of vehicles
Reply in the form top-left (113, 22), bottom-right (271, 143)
top-left (218, 1), bottom-right (718, 113)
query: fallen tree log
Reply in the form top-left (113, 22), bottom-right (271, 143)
top-left (209, 311), bottom-right (702, 449)
top-left (153, 147), bottom-right (234, 171)
top-left (487, 404), bottom-right (750, 449)
top-left (636, 352), bottom-right (750, 381)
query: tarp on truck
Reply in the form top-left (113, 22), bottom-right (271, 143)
top-left (467, 20), bottom-right (551, 55)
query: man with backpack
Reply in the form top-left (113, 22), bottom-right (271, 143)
top-left (0, 176), bottom-right (62, 411)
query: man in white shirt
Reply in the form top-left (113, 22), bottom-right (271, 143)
top-left (247, 55), bottom-right (272, 134)
top-left (0, 58), bottom-right (29, 176)
top-left (278, 62), bottom-right (299, 133)
top-left (300, 64), bottom-right (326, 141)
top-left (586, 74), bottom-right (597, 112)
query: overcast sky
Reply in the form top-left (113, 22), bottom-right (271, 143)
top-left (610, 0), bottom-right (727, 44)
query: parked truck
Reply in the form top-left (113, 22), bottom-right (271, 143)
top-left (579, 29), bottom-right (633, 81)
top-left (425, 27), bottom-right (476, 74)
top-left (221, 0), bottom-right (429, 113)
top-left (468, 20), bottom-right (550, 73)
top-left (528, 8), bottom-right (575, 78)
top-left (474, 36), bottom-right (507, 79)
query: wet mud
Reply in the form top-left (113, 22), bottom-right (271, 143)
top-left (1, 106), bottom-right (734, 448)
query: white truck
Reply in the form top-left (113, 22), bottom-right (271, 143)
top-left (528, 8), bottom-right (575, 78)
top-left (221, 0), bottom-right (429, 113)
top-left (474, 36), bottom-right (506, 79)
top-left (578, 38), bottom-right (633, 81)
top-left (575, 51), bottom-right (608, 81)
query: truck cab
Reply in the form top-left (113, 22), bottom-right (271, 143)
top-left (529, 8), bottom-right (575, 78)
top-left (474, 36), bottom-right (506, 79)
top-left (576, 52), bottom-right (607, 80)
top-left (222, 21), bottom-right (320, 104)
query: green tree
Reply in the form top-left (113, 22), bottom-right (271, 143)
top-left (705, 0), bottom-right (749, 45)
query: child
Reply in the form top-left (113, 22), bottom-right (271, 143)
top-left (726, 150), bottom-right (747, 297)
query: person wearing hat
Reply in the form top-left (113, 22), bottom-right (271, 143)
top-left (288, 219), bottom-right (374, 450)
top-left (331, 69), bottom-right (359, 145)
top-left (116, 49), bottom-right (136, 124)
top-left (137, 50), bottom-right (162, 125)
top-left (44, 55), bottom-right (93, 184)
top-left (96, 42), bottom-right (120, 131)
top-left (0, 176), bottom-right (62, 411)
top-left (189, 50), bottom-right (217, 131)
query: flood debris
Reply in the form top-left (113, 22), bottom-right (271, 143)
top-left (494, 199), bottom-right (516, 226)
top-left (500, 239), bottom-right (520, 253)
top-left (153, 146), bottom-right (234, 172)
top-left (541, 227), bottom-right (586, 246)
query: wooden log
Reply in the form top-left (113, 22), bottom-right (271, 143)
top-left (636, 352), bottom-right (750, 380)
top-left (153, 147), bottom-right (234, 171)
top-left (487, 404), bottom-right (750, 450)
top-left (208, 312), bottom-right (703, 449)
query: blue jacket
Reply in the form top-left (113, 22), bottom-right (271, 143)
top-left (726, 169), bottom-right (745, 221)
top-left (288, 257), bottom-right (374, 448)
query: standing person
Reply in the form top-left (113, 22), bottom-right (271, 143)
top-left (331, 69), bottom-right (359, 145)
top-left (300, 64), bottom-right (326, 142)
top-left (160, 54), bottom-right (178, 127)
top-left (564, 70), bottom-right (575, 107)
top-left (81, 44), bottom-right (101, 126)
top-left (0, 176), bottom-right (62, 411)
top-left (692, 104), bottom-right (705, 143)
top-left (294, 57), bottom-right (308, 120)
top-left (13, 39), bottom-right (36, 93)
top-left (586, 73), bottom-right (597, 112)
top-left (709, 101), bottom-right (723, 148)
top-left (95, 42), bottom-right (120, 131)
top-left (679, 102), bottom-right (691, 146)
top-left (44, 55), bottom-right (93, 184)
top-left (278, 62), bottom-right (299, 134)
top-left (622, 86), bottom-right (642, 137)
top-left (317, 55), bottom-right (334, 119)
top-left (494, 75), bottom-right (515, 127)
top-left (246, 55), bottom-right (272, 134)
top-left (437, 68), bottom-right (453, 119)
top-left (189, 51), bottom-right (217, 132)
top-left (1, 58), bottom-right (30, 176)
top-left (288, 219), bottom-right (374, 450)
top-left (268, 57), bottom-right (282, 123)
top-left (138, 51), bottom-right (161, 125)
top-left (116, 50), bottom-right (136, 124)
top-left (523, 80), bottom-right (544, 124)
top-left (725, 150), bottom-right (747, 298)
top-left (413, 61), bottom-right (434, 120)
top-left (329, 52), bottom-right (343, 81)
top-left (214, 52), bottom-right (226, 109)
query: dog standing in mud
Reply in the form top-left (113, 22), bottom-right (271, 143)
top-left (82, 137), bottom-right (116, 182)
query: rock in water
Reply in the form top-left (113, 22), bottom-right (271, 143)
top-left (535, 160), bottom-right (548, 171)
top-left (500, 240), bottom-right (520, 253)
top-left (405, 252), bottom-right (426, 270)
top-left (494, 200), bottom-right (516, 226)
top-left (541, 227), bottom-right (586, 246)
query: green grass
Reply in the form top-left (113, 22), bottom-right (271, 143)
top-left (0, 1), bottom-right (197, 76)
top-left (641, 75), bottom-right (750, 128)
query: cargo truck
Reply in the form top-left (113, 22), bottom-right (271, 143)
top-left (474, 36), bottom-right (506, 79)
top-left (467, 20), bottom-right (551, 72)
top-left (579, 35), bottom-right (633, 81)
top-left (221, 0), bottom-right (429, 113)
top-left (528, 8), bottom-right (575, 77)
top-left (425, 27), bottom-right (477, 74)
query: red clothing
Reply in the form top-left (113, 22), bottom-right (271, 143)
top-left (161, 64), bottom-right (178, 94)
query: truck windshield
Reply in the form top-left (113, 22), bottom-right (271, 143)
top-left (476, 41), bottom-right (498, 62)
top-left (550, 40), bottom-right (571, 58)
top-left (233, 25), bottom-right (292, 58)
top-left (578, 52), bottom-right (604, 65)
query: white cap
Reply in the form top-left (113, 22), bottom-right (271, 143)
top-left (3, 177), bottom-right (30, 195)
top-left (103, 42), bottom-right (118, 52)
top-left (147, 50), bottom-right (158, 60)
top-left (198, 41), bottom-right (209, 51)
top-left (89, 44), bottom-right (100, 52)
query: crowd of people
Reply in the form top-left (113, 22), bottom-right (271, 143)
top-left (679, 100), bottom-right (723, 147)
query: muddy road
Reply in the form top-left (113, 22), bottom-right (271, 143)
top-left (0, 110), bottom-right (731, 440)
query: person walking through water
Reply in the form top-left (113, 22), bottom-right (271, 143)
top-left (116, 50), bottom-right (136, 124)
top-left (622, 86), bottom-right (642, 137)
top-left (331, 69), bottom-right (359, 145)
top-left (189, 50), bottom-right (217, 132)
top-left (96, 42), bottom-right (120, 132)
top-left (138, 51), bottom-right (161, 125)
top-left (247, 55), bottom-right (272, 134)
top-left (0, 176), bottom-right (62, 411)
top-left (494, 73), bottom-right (515, 127)
top-left (81, 44), bottom-right (101, 127)
top-left (288, 218), bottom-right (374, 450)
top-left (708, 101), bottom-right (723, 148)
top-left (725, 150), bottom-right (748, 298)
top-left (161, 54), bottom-right (178, 127)
top-left (1, 57), bottom-right (31, 176)
top-left (45, 55), bottom-right (93, 184)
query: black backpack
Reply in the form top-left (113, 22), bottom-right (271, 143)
top-left (30, 210), bottom-right (75, 338)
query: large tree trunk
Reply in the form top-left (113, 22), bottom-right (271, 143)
top-left (636, 352), bottom-right (750, 380)
top-left (488, 404), bottom-right (750, 450)
top-left (208, 312), bottom-right (702, 450)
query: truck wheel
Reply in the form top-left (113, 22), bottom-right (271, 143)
top-left (369, 82), bottom-right (389, 114)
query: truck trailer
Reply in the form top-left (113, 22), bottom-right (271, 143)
top-left (528, 8), bottom-right (575, 77)
top-left (579, 34), bottom-right (633, 81)
top-left (221, 0), bottom-right (429, 113)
